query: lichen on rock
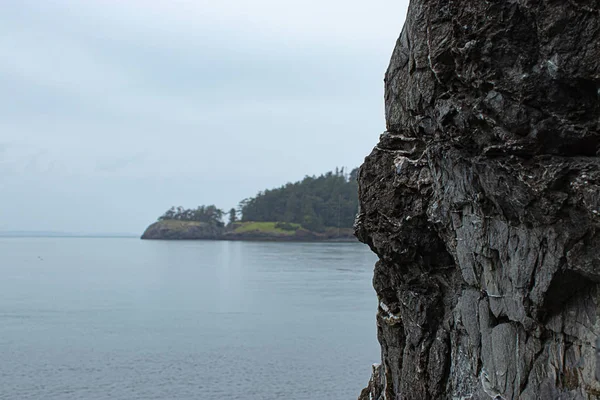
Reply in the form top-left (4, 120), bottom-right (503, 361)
top-left (356, 1), bottom-right (600, 399)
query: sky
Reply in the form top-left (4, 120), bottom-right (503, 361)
top-left (0, 0), bottom-right (409, 234)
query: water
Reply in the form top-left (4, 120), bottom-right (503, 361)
top-left (0, 238), bottom-right (379, 400)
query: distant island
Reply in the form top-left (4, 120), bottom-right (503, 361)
top-left (141, 168), bottom-right (359, 241)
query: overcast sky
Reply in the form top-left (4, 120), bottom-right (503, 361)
top-left (1, 0), bottom-right (409, 234)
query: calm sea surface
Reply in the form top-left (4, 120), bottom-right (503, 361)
top-left (0, 238), bottom-right (379, 400)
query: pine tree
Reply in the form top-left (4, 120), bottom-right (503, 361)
top-left (228, 208), bottom-right (237, 225)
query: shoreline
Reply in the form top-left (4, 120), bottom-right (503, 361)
top-left (140, 236), bottom-right (359, 242)
top-left (140, 220), bottom-right (358, 242)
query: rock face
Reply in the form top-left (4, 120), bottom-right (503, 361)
top-left (141, 221), bottom-right (224, 240)
top-left (355, 1), bottom-right (600, 399)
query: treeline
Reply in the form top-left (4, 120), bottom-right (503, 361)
top-left (158, 205), bottom-right (225, 227)
top-left (238, 167), bottom-right (359, 232)
top-left (156, 167), bottom-right (360, 232)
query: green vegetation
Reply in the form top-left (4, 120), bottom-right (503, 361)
top-left (231, 221), bottom-right (302, 236)
top-left (238, 167), bottom-right (359, 232)
top-left (228, 208), bottom-right (237, 225)
top-left (158, 205), bottom-right (224, 227)
top-left (274, 222), bottom-right (299, 231)
top-left (152, 167), bottom-right (359, 235)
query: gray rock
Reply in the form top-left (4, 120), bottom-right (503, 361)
top-left (356, 0), bottom-right (600, 398)
top-left (140, 220), bottom-right (224, 240)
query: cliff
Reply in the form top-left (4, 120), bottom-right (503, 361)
top-left (356, 1), bottom-right (600, 399)
top-left (141, 220), bottom-right (224, 240)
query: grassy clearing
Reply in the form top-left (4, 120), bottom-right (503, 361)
top-left (232, 221), bottom-right (301, 235)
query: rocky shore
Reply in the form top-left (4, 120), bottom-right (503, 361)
top-left (141, 220), bottom-right (356, 242)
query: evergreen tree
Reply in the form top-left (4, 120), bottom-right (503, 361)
top-left (157, 205), bottom-right (224, 227)
top-left (239, 168), bottom-right (359, 231)
top-left (155, 167), bottom-right (360, 232)
top-left (228, 208), bottom-right (237, 225)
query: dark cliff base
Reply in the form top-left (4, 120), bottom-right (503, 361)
top-left (141, 220), bottom-right (356, 242)
top-left (356, 0), bottom-right (600, 399)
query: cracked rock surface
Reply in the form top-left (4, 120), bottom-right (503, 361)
top-left (356, 1), bottom-right (600, 399)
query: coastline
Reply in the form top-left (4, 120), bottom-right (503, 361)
top-left (140, 220), bottom-right (358, 242)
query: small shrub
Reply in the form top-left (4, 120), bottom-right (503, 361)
top-left (275, 222), bottom-right (299, 231)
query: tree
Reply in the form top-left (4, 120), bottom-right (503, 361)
top-left (228, 208), bottom-right (237, 225)
top-left (349, 167), bottom-right (359, 182)
top-left (156, 204), bottom-right (224, 227)
top-left (237, 167), bottom-right (359, 230)
top-left (154, 167), bottom-right (360, 232)
top-left (159, 206), bottom-right (176, 220)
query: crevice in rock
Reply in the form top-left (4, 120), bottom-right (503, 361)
top-left (542, 270), bottom-right (595, 321)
